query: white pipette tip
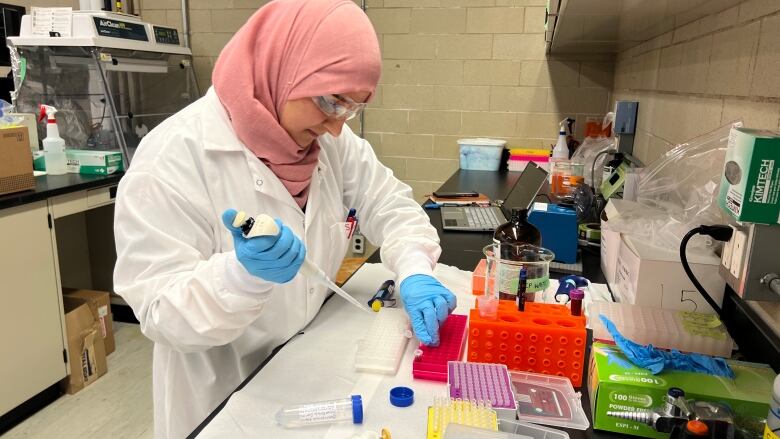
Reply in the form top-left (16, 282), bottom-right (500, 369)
top-left (237, 212), bottom-right (372, 314)
top-left (301, 262), bottom-right (372, 314)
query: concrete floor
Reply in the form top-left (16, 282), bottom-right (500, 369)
top-left (4, 322), bottom-right (154, 439)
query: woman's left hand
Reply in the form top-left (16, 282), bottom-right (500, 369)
top-left (399, 274), bottom-right (457, 346)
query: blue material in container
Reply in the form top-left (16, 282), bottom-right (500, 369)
top-left (528, 203), bottom-right (578, 264)
top-left (458, 138), bottom-right (506, 171)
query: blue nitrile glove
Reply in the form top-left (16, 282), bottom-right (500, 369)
top-left (221, 209), bottom-right (306, 284)
top-left (400, 274), bottom-right (457, 346)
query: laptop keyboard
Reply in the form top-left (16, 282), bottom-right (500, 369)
top-left (464, 207), bottom-right (502, 229)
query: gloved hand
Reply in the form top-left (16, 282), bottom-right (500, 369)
top-left (221, 209), bottom-right (306, 284)
top-left (400, 274), bottom-right (457, 346)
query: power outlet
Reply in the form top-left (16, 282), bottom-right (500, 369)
top-left (721, 226), bottom-right (735, 271)
top-left (729, 229), bottom-right (748, 279)
top-left (352, 233), bottom-right (365, 255)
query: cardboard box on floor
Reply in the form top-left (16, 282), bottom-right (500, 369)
top-left (61, 296), bottom-right (107, 394)
top-left (64, 289), bottom-right (115, 355)
top-left (0, 126), bottom-right (35, 196)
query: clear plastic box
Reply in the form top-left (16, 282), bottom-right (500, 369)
top-left (458, 138), bottom-right (507, 171)
top-left (509, 371), bottom-right (589, 430)
top-left (443, 420), bottom-right (570, 439)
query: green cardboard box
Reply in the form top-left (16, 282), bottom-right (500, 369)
top-left (588, 342), bottom-right (773, 438)
top-left (718, 128), bottom-right (780, 224)
top-left (65, 149), bottom-right (124, 175)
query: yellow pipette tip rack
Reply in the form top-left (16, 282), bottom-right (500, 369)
top-left (426, 397), bottom-right (498, 439)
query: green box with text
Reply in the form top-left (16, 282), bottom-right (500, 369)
top-left (718, 128), bottom-right (780, 224)
top-left (65, 149), bottom-right (124, 175)
top-left (588, 342), bottom-right (773, 438)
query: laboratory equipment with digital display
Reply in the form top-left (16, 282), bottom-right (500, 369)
top-left (8, 10), bottom-right (200, 166)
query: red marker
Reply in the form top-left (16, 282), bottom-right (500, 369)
top-left (346, 208), bottom-right (357, 239)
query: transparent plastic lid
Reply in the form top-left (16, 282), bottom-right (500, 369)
top-left (444, 420), bottom-right (570, 439)
top-left (509, 371), bottom-right (590, 430)
top-left (458, 138), bottom-right (508, 147)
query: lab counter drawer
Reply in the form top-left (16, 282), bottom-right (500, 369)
top-left (49, 184), bottom-right (118, 219)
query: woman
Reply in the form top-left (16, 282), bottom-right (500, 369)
top-left (113, 0), bottom-right (456, 437)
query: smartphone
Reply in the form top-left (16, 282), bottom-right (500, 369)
top-left (432, 191), bottom-right (479, 198)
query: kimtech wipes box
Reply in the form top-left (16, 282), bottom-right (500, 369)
top-left (719, 128), bottom-right (780, 224)
top-left (588, 342), bottom-right (773, 438)
top-left (65, 149), bottom-right (124, 175)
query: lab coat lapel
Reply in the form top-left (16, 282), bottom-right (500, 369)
top-left (242, 150), bottom-right (303, 213)
top-left (304, 161), bottom-right (327, 229)
top-left (200, 88), bottom-right (306, 212)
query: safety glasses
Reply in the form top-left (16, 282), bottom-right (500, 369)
top-left (311, 94), bottom-right (366, 121)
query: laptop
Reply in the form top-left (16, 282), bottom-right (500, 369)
top-left (440, 162), bottom-right (548, 231)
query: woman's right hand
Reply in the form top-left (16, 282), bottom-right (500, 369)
top-left (221, 209), bottom-right (306, 284)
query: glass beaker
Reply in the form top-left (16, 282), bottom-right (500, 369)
top-left (483, 244), bottom-right (555, 302)
top-left (551, 161), bottom-right (585, 199)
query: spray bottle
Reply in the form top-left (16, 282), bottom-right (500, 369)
top-left (232, 212), bottom-right (372, 313)
top-left (38, 105), bottom-right (67, 175)
top-left (552, 119), bottom-right (569, 160)
top-left (550, 118), bottom-right (569, 184)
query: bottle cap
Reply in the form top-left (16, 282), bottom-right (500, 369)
top-left (685, 420), bottom-right (709, 437)
top-left (389, 386), bottom-right (414, 407)
top-left (351, 395), bottom-right (363, 424)
top-left (569, 288), bottom-right (585, 300)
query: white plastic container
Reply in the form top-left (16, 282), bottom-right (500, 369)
top-left (589, 301), bottom-right (733, 358)
top-left (458, 138), bottom-right (507, 171)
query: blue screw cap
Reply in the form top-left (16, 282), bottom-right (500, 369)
top-left (351, 395), bottom-right (363, 424)
top-left (389, 386), bottom-right (414, 407)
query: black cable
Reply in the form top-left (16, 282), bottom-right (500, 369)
top-left (679, 225), bottom-right (734, 319)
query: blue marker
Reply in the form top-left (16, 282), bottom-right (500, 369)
top-left (517, 267), bottom-right (527, 311)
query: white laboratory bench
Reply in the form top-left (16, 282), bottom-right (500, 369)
top-left (195, 262), bottom-right (477, 439)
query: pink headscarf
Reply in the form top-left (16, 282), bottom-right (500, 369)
top-left (212, 0), bottom-right (381, 208)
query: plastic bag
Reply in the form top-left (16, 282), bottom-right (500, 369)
top-left (571, 136), bottom-right (616, 189)
top-left (0, 99), bottom-right (23, 127)
top-left (604, 122), bottom-right (741, 254)
top-left (636, 121), bottom-right (741, 252)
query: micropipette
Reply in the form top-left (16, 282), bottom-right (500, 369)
top-left (232, 212), bottom-right (372, 314)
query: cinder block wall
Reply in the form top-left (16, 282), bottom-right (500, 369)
top-left (362, 1), bottom-right (613, 199)
top-left (4, 0), bottom-right (78, 8)
top-left (613, 1), bottom-right (780, 164)
top-left (139, 0), bottom-right (614, 200)
top-left (137, 0), bottom-right (268, 91)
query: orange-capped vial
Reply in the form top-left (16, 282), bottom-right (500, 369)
top-left (685, 420), bottom-right (709, 437)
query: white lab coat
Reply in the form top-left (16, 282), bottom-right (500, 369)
top-left (113, 88), bottom-right (441, 438)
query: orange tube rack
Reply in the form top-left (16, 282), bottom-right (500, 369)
top-left (467, 301), bottom-right (587, 386)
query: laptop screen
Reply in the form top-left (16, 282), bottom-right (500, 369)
top-left (503, 162), bottom-right (549, 211)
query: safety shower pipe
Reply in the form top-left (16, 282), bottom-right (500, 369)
top-left (359, 0), bottom-right (366, 138)
top-left (181, 0), bottom-right (190, 48)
